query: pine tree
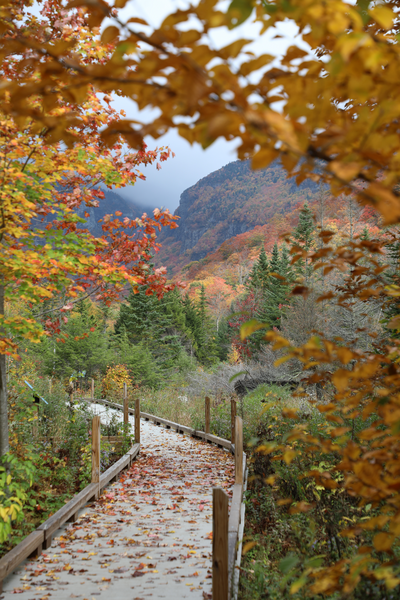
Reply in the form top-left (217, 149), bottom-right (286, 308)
top-left (291, 202), bottom-right (315, 282)
top-left (39, 299), bottom-right (112, 378)
top-left (115, 286), bottom-right (190, 374)
top-left (192, 285), bottom-right (219, 365)
top-left (246, 245), bottom-right (269, 291)
top-left (259, 243), bottom-right (293, 329)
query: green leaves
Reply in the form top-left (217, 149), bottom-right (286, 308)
top-left (279, 553), bottom-right (299, 574)
top-left (227, 0), bottom-right (253, 28)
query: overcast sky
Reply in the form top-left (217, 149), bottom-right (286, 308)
top-left (110, 0), bottom-right (302, 213)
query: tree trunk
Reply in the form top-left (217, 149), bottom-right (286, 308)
top-left (0, 283), bottom-right (9, 456)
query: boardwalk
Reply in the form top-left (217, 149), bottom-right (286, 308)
top-left (1, 410), bottom-right (235, 599)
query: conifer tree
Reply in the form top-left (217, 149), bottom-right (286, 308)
top-left (291, 202), bottom-right (315, 282)
top-left (246, 245), bottom-right (269, 291)
top-left (259, 243), bottom-right (293, 329)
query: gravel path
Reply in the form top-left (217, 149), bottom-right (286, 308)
top-left (1, 408), bottom-right (235, 599)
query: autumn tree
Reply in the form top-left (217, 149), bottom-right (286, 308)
top-left (4, 0), bottom-right (400, 593)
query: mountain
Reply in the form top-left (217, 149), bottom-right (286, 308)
top-left (76, 189), bottom-right (156, 237)
top-left (156, 159), bottom-right (322, 275)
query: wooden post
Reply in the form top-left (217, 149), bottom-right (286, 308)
top-left (91, 416), bottom-right (100, 493)
top-left (231, 398), bottom-right (236, 443)
top-left (205, 396), bottom-right (210, 434)
top-left (235, 416), bottom-right (243, 485)
top-left (135, 398), bottom-right (140, 444)
top-left (213, 487), bottom-right (229, 600)
top-left (123, 382), bottom-right (128, 425)
top-left (91, 378), bottom-right (94, 400)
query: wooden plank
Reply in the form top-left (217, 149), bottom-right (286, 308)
top-left (205, 396), bottom-right (210, 434)
top-left (206, 433), bottom-right (231, 450)
top-left (213, 487), bottom-right (229, 600)
top-left (100, 454), bottom-right (130, 489)
top-left (227, 531), bottom-right (238, 597)
top-left (0, 530), bottom-right (44, 582)
top-left (81, 400), bottom-right (233, 452)
top-left (231, 399), bottom-right (236, 443)
top-left (128, 443), bottom-right (140, 464)
top-left (38, 482), bottom-right (99, 538)
top-left (123, 383), bottom-right (128, 425)
top-left (235, 417), bottom-right (243, 485)
top-left (92, 415), bottom-right (101, 489)
top-left (135, 399), bottom-right (140, 443)
top-left (228, 484), bottom-right (243, 533)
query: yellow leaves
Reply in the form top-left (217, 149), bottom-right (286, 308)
top-left (206, 112), bottom-right (242, 139)
top-left (332, 368), bottom-right (350, 392)
top-left (239, 54), bottom-right (274, 77)
top-left (336, 347), bottom-right (354, 365)
top-left (252, 147), bottom-right (279, 170)
top-left (373, 532), bottom-right (394, 553)
top-left (366, 182), bottom-right (400, 225)
top-left (101, 26), bottom-right (120, 45)
top-left (242, 541), bottom-right (257, 554)
top-left (369, 6), bottom-right (395, 30)
top-left (329, 160), bottom-right (362, 182)
top-left (240, 318), bottom-right (267, 340)
top-left (336, 32), bottom-right (372, 61)
top-left (283, 449), bottom-right (296, 464)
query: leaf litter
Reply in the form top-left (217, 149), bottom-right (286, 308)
top-left (2, 417), bottom-right (234, 599)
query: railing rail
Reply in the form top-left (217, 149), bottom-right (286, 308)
top-left (77, 394), bottom-right (247, 600)
top-left (2, 392), bottom-right (247, 599)
top-left (0, 414), bottom-right (140, 592)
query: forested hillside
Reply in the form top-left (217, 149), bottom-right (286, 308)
top-left (4, 0), bottom-right (400, 598)
top-left (157, 159), bottom-right (323, 273)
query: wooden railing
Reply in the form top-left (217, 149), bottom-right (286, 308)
top-left (0, 416), bottom-right (139, 592)
top-left (79, 394), bottom-right (247, 600)
top-left (1, 393), bottom-right (247, 599)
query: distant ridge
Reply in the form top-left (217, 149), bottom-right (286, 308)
top-left (156, 159), bottom-right (322, 274)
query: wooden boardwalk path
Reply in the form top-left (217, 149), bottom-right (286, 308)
top-left (1, 411), bottom-right (235, 599)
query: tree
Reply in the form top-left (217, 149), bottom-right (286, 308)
top-left (246, 245), bottom-right (269, 291)
top-left (0, 6), bottom-right (179, 454)
top-left (261, 242), bottom-right (293, 329)
top-left (4, 0), bottom-right (400, 593)
top-left (38, 300), bottom-right (112, 378)
top-left (291, 202), bottom-right (315, 282)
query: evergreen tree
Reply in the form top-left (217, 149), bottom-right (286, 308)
top-left (115, 285), bottom-right (190, 374)
top-left (258, 243), bottom-right (293, 329)
top-left (246, 245), bottom-right (269, 291)
top-left (191, 285), bottom-right (219, 365)
top-left (38, 299), bottom-right (112, 378)
top-left (292, 202), bottom-right (315, 282)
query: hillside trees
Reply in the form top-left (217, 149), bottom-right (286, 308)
top-left (5, 0), bottom-right (400, 593)
top-left (0, 3), bottom-right (179, 454)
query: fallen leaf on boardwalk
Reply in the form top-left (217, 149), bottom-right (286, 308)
top-left (132, 571), bottom-right (146, 577)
